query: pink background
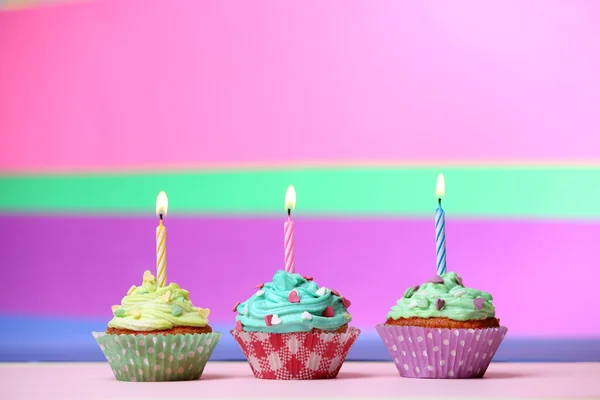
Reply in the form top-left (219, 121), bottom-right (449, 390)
top-left (1, 0), bottom-right (600, 172)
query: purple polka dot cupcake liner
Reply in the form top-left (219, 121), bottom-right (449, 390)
top-left (375, 324), bottom-right (508, 379)
top-left (92, 331), bottom-right (221, 382)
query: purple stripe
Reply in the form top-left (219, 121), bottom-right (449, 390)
top-left (2, 215), bottom-right (597, 336)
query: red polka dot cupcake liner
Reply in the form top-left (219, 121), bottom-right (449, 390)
top-left (230, 327), bottom-right (360, 380)
top-left (375, 325), bottom-right (508, 379)
top-left (92, 331), bottom-right (221, 382)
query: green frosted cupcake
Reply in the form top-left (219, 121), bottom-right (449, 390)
top-left (376, 272), bottom-right (508, 379)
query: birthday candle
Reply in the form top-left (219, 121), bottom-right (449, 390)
top-left (435, 174), bottom-right (446, 276)
top-left (156, 191), bottom-right (168, 287)
top-left (284, 185), bottom-right (296, 273)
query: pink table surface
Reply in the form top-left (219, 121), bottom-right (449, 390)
top-left (1, 362), bottom-right (599, 399)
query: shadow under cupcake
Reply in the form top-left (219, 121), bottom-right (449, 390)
top-left (376, 272), bottom-right (507, 379)
top-left (93, 270), bottom-right (221, 382)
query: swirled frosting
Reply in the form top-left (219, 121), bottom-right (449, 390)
top-left (108, 270), bottom-right (210, 331)
top-left (234, 270), bottom-right (352, 333)
top-left (386, 272), bottom-right (495, 322)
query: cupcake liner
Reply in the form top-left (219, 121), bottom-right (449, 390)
top-left (376, 324), bottom-right (508, 379)
top-left (92, 331), bottom-right (221, 382)
top-left (230, 327), bottom-right (360, 380)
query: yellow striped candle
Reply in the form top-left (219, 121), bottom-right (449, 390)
top-left (156, 191), bottom-right (168, 287)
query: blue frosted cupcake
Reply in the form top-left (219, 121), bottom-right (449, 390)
top-left (230, 270), bottom-right (360, 379)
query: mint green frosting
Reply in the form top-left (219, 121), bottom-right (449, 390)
top-left (235, 270), bottom-right (352, 333)
top-left (108, 271), bottom-right (210, 331)
top-left (386, 272), bottom-right (495, 321)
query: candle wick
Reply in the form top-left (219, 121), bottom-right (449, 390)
top-left (287, 209), bottom-right (291, 217)
top-left (438, 198), bottom-right (442, 207)
top-left (160, 214), bottom-right (163, 220)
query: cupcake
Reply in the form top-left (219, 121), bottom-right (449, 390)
top-left (93, 270), bottom-right (221, 381)
top-left (230, 270), bottom-right (360, 380)
top-left (376, 271), bottom-right (507, 379)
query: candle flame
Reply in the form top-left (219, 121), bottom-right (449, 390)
top-left (156, 191), bottom-right (168, 217)
top-left (284, 185), bottom-right (296, 210)
top-left (435, 173), bottom-right (445, 199)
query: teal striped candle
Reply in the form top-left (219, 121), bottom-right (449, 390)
top-left (435, 173), bottom-right (447, 276)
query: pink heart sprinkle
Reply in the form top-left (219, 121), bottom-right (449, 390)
top-left (303, 276), bottom-right (313, 281)
top-left (322, 306), bottom-right (335, 318)
top-left (288, 290), bottom-right (300, 303)
top-left (255, 283), bottom-right (264, 289)
top-left (435, 298), bottom-right (445, 311)
top-left (232, 302), bottom-right (240, 312)
top-left (342, 297), bottom-right (351, 308)
top-left (265, 315), bottom-right (273, 326)
top-left (473, 297), bottom-right (485, 310)
top-left (235, 320), bottom-right (243, 331)
top-left (331, 289), bottom-right (341, 297)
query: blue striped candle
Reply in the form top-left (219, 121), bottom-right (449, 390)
top-left (435, 173), bottom-right (447, 275)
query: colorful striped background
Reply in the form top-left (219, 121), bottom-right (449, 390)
top-left (1, 0), bottom-right (599, 361)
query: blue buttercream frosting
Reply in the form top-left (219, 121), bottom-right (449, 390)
top-left (235, 270), bottom-right (352, 333)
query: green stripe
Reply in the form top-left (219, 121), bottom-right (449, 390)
top-left (1, 167), bottom-right (599, 218)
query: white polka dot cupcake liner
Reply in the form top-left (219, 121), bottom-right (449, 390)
top-left (375, 324), bottom-right (508, 379)
top-left (231, 327), bottom-right (360, 380)
top-left (92, 331), bottom-right (221, 382)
